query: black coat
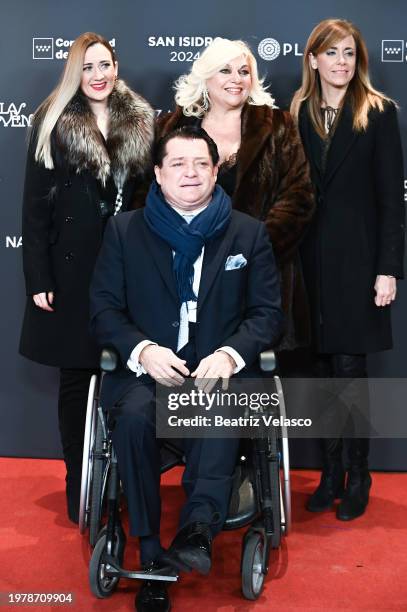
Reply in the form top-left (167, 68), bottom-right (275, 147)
top-left (19, 81), bottom-right (154, 368)
top-left (89, 209), bottom-right (284, 406)
top-left (298, 101), bottom-right (405, 354)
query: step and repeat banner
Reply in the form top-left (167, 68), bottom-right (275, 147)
top-left (1, 0), bottom-right (406, 467)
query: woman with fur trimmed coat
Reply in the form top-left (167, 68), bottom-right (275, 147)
top-left (19, 33), bottom-right (154, 523)
top-left (154, 38), bottom-right (315, 353)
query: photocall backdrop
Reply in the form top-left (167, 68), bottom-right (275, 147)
top-left (1, 0), bottom-right (406, 468)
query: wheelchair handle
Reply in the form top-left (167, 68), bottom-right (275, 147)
top-left (100, 348), bottom-right (276, 373)
top-left (100, 348), bottom-right (119, 372)
top-left (259, 350), bottom-right (276, 372)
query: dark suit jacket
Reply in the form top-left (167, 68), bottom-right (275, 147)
top-left (90, 208), bottom-right (283, 405)
top-left (298, 101), bottom-right (405, 354)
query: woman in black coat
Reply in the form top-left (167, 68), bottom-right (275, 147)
top-left (19, 32), bottom-right (154, 522)
top-left (291, 19), bottom-right (404, 520)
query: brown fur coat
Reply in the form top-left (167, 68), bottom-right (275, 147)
top-left (150, 104), bottom-right (315, 349)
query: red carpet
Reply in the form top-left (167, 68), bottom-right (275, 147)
top-left (0, 458), bottom-right (406, 611)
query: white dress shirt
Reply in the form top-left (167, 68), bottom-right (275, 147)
top-left (127, 204), bottom-right (245, 376)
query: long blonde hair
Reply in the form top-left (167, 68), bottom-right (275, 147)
top-left (290, 19), bottom-right (391, 137)
top-left (175, 37), bottom-right (275, 117)
top-left (34, 32), bottom-right (116, 167)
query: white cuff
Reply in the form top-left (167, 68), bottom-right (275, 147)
top-left (127, 340), bottom-right (157, 376)
top-left (216, 346), bottom-right (246, 374)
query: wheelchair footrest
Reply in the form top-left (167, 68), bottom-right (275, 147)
top-left (103, 555), bottom-right (178, 582)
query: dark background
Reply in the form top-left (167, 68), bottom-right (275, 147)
top-left (1, 0), bottom-right (406, 468)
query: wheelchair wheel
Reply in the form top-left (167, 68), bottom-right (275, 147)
top-left (269, 457), bottom-right (281, 549)
top-left (89, 527), bottom-right (125, 598)
top-left (89, 408), bottom-right (108, 547)
top-left (241, 531), bottom-right (265, 600)
top-left (79, 375), bottom-right (98, 534)
top-left (96, 524), bottom-right (127, 560)
top-left (274, 375), bottom-right (292, 534)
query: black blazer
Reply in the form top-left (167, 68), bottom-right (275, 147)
top-left (298, 101), bottom-right (405, 354)
top-left (89, 209), bottom-right (283, 405)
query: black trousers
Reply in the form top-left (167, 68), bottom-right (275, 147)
top-left (278, 350), bottom-right (370, 467)
top-left (315, 354), bottom-right (370, 469)
top-left (58, 367), bottom-right (98, 517)
top-left (277, 349), bottom-right (367, 379)
top-left (314, 353), bottom-right (367, 379)
top-left (109, 326), bottom-right (239, 537)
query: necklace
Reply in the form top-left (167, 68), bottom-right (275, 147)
top-left (321, 105), bottom-right (339, 134)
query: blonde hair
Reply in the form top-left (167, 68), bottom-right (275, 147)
top-left (34, 32), bottom-right (116, 167)
top-left (175, 37), bottom-right (275, 117)
top-left (290, 19), bottom-right (392, 137)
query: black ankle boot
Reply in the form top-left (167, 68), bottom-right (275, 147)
top-left (336, 468), bottom-right (372, 520)
top-left (307, 438), bottom-right (345, 512)
top-left (337, 438), bottom-right (371, 520)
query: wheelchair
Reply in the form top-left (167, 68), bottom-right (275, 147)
top-left (79, 349), bottom-right (291, 601)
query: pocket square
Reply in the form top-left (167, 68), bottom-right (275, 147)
top-left (225, 254), bottom-right (247, 271)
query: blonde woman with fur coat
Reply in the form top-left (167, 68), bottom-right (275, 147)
top-left (155, 38), bottom-right (315, 355)
top-left (19, 32), bottom-right (154, 523)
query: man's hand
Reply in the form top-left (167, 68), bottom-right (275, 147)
top-left (33, 291), bottom-right (54, 312)
top-left (374, 275), bottom-right (397, 307)
top-left (139, 345), bottom-right (190, 387)
top-left (191, 351), bottom-right (236, 393)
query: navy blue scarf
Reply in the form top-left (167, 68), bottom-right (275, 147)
top-left (144, 180), bottom-right (232, 303)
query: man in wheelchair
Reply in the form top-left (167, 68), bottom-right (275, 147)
top-left (90, 126), bottom-right (283, 611)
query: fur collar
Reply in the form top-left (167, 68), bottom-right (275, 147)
top-left (55, 79), bottom-right (154, 187)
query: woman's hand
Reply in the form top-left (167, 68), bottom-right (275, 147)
top-left (33, 292), bottom-right (54, 312)
top-left (374, 275), bottom-right (396, 307)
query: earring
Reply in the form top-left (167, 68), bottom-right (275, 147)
top-left (202, 88), bottom-right (210, 111)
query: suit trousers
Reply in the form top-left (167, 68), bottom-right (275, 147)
top-left (109, 327), bottom-right (239, 537)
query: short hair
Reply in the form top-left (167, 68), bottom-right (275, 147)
top-left (154, 126), bottom-right (220, 167)
top-left (174, 37), bottom-right (275, 117)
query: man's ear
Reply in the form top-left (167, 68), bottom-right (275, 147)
top-left (154, 165), bottom-right (161, 185)
top-left (213, 164), bottom-right (219, 182)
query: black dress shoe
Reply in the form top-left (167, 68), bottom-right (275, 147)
top-left (135, 560), bottom-right (173, 612)
top-left (163, 522), bottom-right (212, 575)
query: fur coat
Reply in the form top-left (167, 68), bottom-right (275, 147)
top-left (154, 104), bottom-right (315, 350)
top-left (20, 80), bottom-right (154, 368)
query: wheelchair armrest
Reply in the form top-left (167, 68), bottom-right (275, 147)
top-left (259, 349), bottom-right (276, 373)
top-left (100, 348), bottom-right (119, 372)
